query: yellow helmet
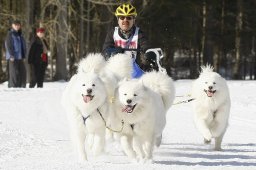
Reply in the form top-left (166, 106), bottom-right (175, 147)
top-left (115, 3), bottom-right (137, 17)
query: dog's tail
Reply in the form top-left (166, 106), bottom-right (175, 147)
top-left (77, 53), bottom-right (106, 74)
top-left (140, 71), bottom-right (175, 111)
top-left (105, 53), bottom-right (133, 80)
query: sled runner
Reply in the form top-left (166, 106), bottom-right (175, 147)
top-left (145, 48), bottom-right (167, 74)
top-left (122, 48), bottom-right (167, 74)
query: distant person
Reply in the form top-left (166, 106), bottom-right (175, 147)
top-left (28, 28), bottom-right (49, 88)
top-left (5, 19), bottom-right (27, 88)
top-left (102, 3), bottom-right (158, 78)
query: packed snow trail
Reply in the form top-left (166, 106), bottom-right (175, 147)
top-left (0, 81), bottom-right (256, 170)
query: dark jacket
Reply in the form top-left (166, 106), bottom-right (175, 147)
top-left (28, 37), bottom-right (48, 65)
top-left (5, 29), bottom-right (26, 60)
top-left (102, 25), bottom-right (152, 72)
top-left (103, 25), bottom-right (150, 54)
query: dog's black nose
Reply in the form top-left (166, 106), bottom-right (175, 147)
top-left (126, 99), bottom-right (132, 104)
top-left (87, 88), bottom-right (92, 94)
top-left (208, 86), bottom-right (213, 90)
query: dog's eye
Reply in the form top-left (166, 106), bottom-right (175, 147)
top-left (134, 94), bottom-right (137, 97)
top-left (124, 93), bottom-right (127, 96)
top-left (92, 84), bottom-right (95, 86)
top-left (82, 84), bottom-right (85, 86)
top-left (213, 82), bottom-right (216, 84)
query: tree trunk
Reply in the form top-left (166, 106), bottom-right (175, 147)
top-left (234, 0), bottom-right (243, 79)
top-left (25, 0), bottom-right (39, 84)
top-left (218, 0), bottom-right (226, 76)
top-left (79, 0), bottom-right (84, 58)
top-left (251, 36), bottom-right (255, 80)
top-left (203, 3), bottom-right (214, 66)
top-left (54, 0), bottom-right (68, 80)
top-left (48, 4), bottom-right (55, 81)
top-left (0, 1), bottom-right (5, 82)
top-left (201, 1), bottom-right (207, 67)
top-left (86, 1), bottom-right (90, 52)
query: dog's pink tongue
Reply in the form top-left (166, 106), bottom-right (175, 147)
top-left (207, 91), bottom-right (214, 97)
top-left (83, 95), bottom-right (92, 103)
top-left (122, 106), bottom-right (132, 112)
top-left (122, 106), bottom-right (128, 112)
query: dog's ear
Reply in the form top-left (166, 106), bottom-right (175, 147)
top-left (118, 77), bottom-right (129, 86)
top-left (140, 80), bottom-right (147, 91)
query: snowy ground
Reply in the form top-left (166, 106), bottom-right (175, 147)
top-left (0, 80), bottom-right (256, 170)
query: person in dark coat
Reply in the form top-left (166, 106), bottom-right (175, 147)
top-left (28, 28), bottom-right (49, 88)
top-left (5, 19), bottom-right (27, 88)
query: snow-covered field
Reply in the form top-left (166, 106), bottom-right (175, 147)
top-left (0, 80), bottom-right (256, 170)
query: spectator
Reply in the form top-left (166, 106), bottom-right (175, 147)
top-left (28, 28), bottom-right (49, 88)
top-left (5, 19), bottom-right (27, 88)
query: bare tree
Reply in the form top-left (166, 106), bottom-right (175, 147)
top-left (0, 0), bottom-right (5, 82)
top-left (234, 0), bottom-right (243, 79)
top-left (200, 1), bottom-right (207, 67)
top-left (217, 0), bottom-right (226, 73)
top-left (54, 0), bottom-right (68, 80)
top-left (25, 0), bottom-right (41, 83)
top-left (79, 0), bottom-right (85, 58)
top-left (203, 2), bottom-right (214, 66)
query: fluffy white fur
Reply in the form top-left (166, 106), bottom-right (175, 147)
top-left (112, 71), bottom-right (175, 162)
top-left (77, 53), bottom-right (106, 74)
top-left (191, 65), bottom-right (231, 150)
top-left (61, 53), bottom-right (132, 161)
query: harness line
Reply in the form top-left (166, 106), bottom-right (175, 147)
top-left (96, 108), bottom-right (124, 133)
top-left (82, 108), bottom-right (124, 133)
top-left (173, 98), bottom-right (195, 105)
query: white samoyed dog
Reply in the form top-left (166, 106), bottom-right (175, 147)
top-left (191, 65), bottom-right (231, 150)
top-left (112, 71), bottom-right (175, 162)
top-left (61, 53), bottom-right (132, 161)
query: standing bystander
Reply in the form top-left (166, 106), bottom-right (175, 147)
top-left (5, 19), bottom-right (27, 88)
top-left (28, 28), bottom-right (49, 88)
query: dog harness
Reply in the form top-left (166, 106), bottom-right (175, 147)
top-left (82, 115), bottom-right (90, 125)
top-left (82, 108), bottom-right (124, 133)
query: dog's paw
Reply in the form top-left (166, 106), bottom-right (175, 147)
top-left (202, 131), bottom-right (212, 141)
top-left (130, 158), bottom-right (138, 163)
top-left (78, 154), bottom-right (87, 162)
top-left (155, 134), bottom-right (162, 147)
top-left (204, 138), bottom-right (211, 144)
top-left (92, 144), bottom-right (104, 156)
top-left (144, 158), bottom-right (154, 164)
top-left (214, 146), bottom-right (222, 151)
top-left (137, 158), bottom-right (153, 164)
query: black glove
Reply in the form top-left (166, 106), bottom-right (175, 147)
top-left (114, 47), bottom-right (124, 54)
top-left (145, 51), bottom-right (157, 63)
top-left (104, 47), bottom-right (124, 60)
top-left (108, 47), bottom-right (124, 55)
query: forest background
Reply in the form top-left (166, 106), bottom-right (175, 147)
top-left (0, 0), bottom-right (256, 82)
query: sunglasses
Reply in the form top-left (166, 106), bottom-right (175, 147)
top-left (119, 16), bottom-right (134, 20)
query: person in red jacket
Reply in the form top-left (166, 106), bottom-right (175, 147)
top-left (28, 28), bottom-right (49, 88)
top-left (102, 3), bottom-right (157, 78)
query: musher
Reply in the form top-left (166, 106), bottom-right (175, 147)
top-left (102, 3), bottom-right (159, 78)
